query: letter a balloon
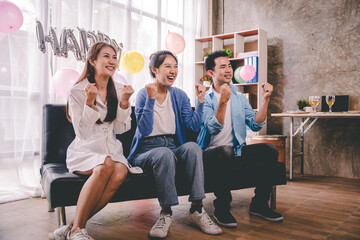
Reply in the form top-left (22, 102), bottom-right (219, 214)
top-left (121, 51), bottom-right (145, 74)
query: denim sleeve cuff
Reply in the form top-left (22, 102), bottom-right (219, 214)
top-left (143, 97), bottom-right (155, 110)
top-left (206, 115), bottom-right (223, 134)
top-left (251, 118), bottom-right (266, 131)
top-left (195, 100), bottom-right (204, 113)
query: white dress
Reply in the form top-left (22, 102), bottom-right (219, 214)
top-left (66, 79), bottom-right (142, 174)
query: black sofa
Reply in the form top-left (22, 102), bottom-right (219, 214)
top-left (41, 104), bottom-right (286, 227)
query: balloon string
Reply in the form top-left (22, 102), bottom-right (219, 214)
top-left (165, 0), bottom-right (168, 33)
top-left (177, 0), bottom-right (180, 29)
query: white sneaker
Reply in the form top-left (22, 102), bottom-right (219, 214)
top-left (188, 207), bottom-right (222, 235)
top-left (67, 228), bottom-right (95, 240)
top-left (48, 225), bottom-right (72, 240)
top-left (149, 212), bottom-right (172, 238)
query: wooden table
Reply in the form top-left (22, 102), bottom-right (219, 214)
top-left (271, 112), bottom-right (360, 180)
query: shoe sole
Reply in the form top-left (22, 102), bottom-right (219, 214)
top-left (213, 214), bottom-right (237, 228)
top-left (249, 211), bottom-right (284, 222)
top-left (188, 215), bottom-right (223, 235)
top-left (148, 234), bottom-right (167, 239)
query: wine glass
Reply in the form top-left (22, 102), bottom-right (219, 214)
top-left (309, 96), bottom-right (320, 113)
top-left (326, 95), bottom-right (335, 112)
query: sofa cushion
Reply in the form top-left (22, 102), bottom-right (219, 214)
top-left (41, 104), bottom-right (286, 209)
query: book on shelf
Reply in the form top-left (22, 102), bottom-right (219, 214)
top-left (244, 56), bottom-right (258, 83)
top-left (236, 50), bottom-right (258, 59)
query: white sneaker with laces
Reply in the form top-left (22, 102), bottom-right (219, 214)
top-left (149, 212), bottom-right (172, 238)
top-left (48, 225), bottom-right (72, 240)
top-left (67, 228), bottom-right (95, 240)
top-left (188, 207), bottom-right (222, 235)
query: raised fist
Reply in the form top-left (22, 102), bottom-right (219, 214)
top-left (146, 83), bottom-right (157, 99)
top-left (219, 84), bottom-right (231, 103)
top-left (261, 82), bottom-right (273, 101)
top-left (84, 83), bottom-right (98, 107)
top-left (195, 84), bottom-right (206, 103)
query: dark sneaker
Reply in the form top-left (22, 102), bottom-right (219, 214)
top-left (213, 210), bottom-right (237, 228)
top-left (249, 205), bottom-right (283, 222)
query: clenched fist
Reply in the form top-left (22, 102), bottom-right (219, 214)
top-left (120, 85), bottom-right (134, 109)
top-left (146, 83), bottom-right (157, 99)
top-left (219, 84), bottom-right (232, 104)
top-left (261, 82), bottom-right (273, 101)
top-left (195, 84), bottom-right (206, 103)
top-left (85, 83), bottom-right (98, 108)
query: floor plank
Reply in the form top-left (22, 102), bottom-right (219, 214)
top-left (0, 175), bottom-right (360, 240)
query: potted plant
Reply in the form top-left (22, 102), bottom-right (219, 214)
top-left (296, 99), bottom-right (308, 110)
top-left (203, 50), bottom-right (211, 60)
top-left (223, 48), bottom-right (232, 58)
top-left (200, 74), bottom-right (212, 87)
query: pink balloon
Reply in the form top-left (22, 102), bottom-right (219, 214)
top-left (112, 71), bottom-right (128, 85)
top-left (165, 31), bottom-right (186, 54)
top-left (240, 65), bottom-right (256, 81)
top-left (53, 68), bottom-right (80, 99)
top-left (0, 1), bottom-right (23, 33)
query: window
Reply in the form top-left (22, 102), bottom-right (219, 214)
top-left (0, 0), bottom-right (187, 157)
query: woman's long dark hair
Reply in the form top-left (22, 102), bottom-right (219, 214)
top-left (66, 42), bottom-right (118, 124)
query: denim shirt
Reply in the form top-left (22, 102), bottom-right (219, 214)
top-left (196, 83), bottom-right (265, 156)
top-left (128, 86), bottom-right (204, 161)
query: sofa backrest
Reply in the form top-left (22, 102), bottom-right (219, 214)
top-left (42, 104), bottom-right (75, 166)
top-left (42, 104), bottom-right (200, 166)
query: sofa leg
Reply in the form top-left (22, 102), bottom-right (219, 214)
top-left (56, 207), bottom-right (67, 227)
top-left (48, 202), bottom-right (54, 212)
top-left (270, 185), bottom-right (277, 210)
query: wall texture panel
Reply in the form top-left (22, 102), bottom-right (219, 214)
top-left (216, 0), bottom-right (360, 178)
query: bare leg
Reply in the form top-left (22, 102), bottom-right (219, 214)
top-left (66, 162), bottom-right (128, 228)
top-left (87, 162), bottom-right (128, 218)
top-left (70, 157), bottom-right (114, 235)
top-left (191, 200), bottom-right (203, 206)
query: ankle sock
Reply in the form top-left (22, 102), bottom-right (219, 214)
top-left (190, 205), bottom-right (203, 214)
top-left (161, 209), bottom-right (172, 216)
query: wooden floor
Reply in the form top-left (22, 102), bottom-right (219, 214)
top-left (0, 175), bottom-right (360, 240)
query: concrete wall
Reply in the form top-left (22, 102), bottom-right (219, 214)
top-left (213, 0), bottom-right (360, 178)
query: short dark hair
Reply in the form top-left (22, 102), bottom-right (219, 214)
top-left (205, 50), bottom-right (229, 71)
top-left (149, 50), bottom-right (178, 78)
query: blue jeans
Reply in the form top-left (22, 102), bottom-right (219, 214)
top-left (130, 135), bottom-right (205, 207)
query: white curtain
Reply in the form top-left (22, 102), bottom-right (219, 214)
top-left (0, 0), bottom-right (206, 203)
top-left (0, 0), bottom-right (48, 203)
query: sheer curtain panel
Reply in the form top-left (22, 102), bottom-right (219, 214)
top-left (0, 0), bottom-right (205, 203)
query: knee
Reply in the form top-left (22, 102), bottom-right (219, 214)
top-left (93, 157), bottom-right (114, 179)
top-left (181, 142), bottom-right (204, 165)
top-left (183, 142), bottom-right (203, 155)
top-left (112, 165), bottom-right (128, 185)
top-left (153, 147), bottom-right (176, 168)
top-left (204, 146), bottom-right (233, 161)
top-left (260, 143), bottom-right (278, 164)
top-left (263, 143), bottom-right (278, 156)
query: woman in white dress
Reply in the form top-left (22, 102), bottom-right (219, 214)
top-left (49, 42), bottom-right (138, 240)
